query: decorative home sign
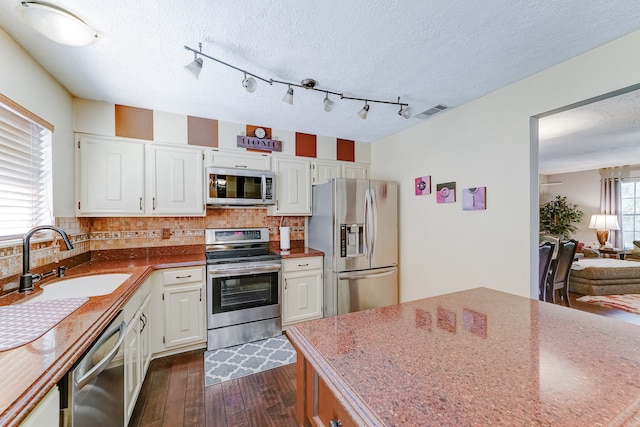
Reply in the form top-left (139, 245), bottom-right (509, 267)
top-left (436, 182), bottom-right (456, 203)
top-left (462, 187), bottom-right (486, 210)
top-left (415, 176), bottom-right (431, 195)
top-left (236, 135), bottom-right (283, 152)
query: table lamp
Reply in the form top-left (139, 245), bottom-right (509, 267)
top-left (588, 214), bottom-right (620, 248)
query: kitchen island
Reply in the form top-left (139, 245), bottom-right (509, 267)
top-left (287, 287), bottom-right (640, 426)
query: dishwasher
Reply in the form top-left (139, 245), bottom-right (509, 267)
top-left (59, 310), bottom-right (126, 427)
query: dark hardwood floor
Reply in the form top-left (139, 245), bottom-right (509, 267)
top-left (128, 349), bottom-right (298, 427)
top-left (129, 292), bottom-right (640, 427)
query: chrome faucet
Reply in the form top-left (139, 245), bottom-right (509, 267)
top-left (19, 225), bottom-right (74, 292)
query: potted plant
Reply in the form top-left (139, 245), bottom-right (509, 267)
top-left (539, 195), bottom-right (584, 238)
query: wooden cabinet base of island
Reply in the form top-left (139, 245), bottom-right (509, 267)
top-left (294, 346), bottom-right (356, 427)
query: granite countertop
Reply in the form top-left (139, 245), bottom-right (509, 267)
top-left (0, 245), bottom-right (318, 426)
top-left (287, 287), bottom-right (640, 426)
top-left (0, 253), bottom-right (205, 427)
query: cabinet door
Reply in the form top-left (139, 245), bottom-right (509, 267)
top-left (77, 135), bottom-right (145, 215)
top-left (149, 145), bottom-right (204, 215)
top-left (270, 157), bottom-right (311, 215)
top-left (211, 150), bottom-right (271, 170)
top-left (312, 160), bottom-right (340, 185)
top-left (19, 386), bottom-right (59, 427)
top-left (283, 270), bottom-right (323, 326)
top-left (164, 283), bottom-right (205, 348)
top-left (124, 319), bottom-right (141, 421)
top-left (341, 162), bottom-right (368, 180)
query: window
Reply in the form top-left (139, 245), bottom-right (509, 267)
top-left (621, 179), bottom-right (640, 248)
top-left (0, 95), bottom-right (53, 239)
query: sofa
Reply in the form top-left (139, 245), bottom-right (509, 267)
top-left (569, 258), bottom-right (640, 295)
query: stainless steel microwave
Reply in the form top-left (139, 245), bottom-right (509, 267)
top-left (205, 167), bottom-right (275, 206)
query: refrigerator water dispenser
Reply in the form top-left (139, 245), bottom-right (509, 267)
top-left (340, 224), bottom-right (364, 257)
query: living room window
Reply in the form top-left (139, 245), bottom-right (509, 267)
top-left (621, 179), bottom-right (640, 248)
top-left (0, 94), bottom-right (53, 240)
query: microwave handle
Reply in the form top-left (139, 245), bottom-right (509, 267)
top-left (261, 174), bottom-right (266, 202)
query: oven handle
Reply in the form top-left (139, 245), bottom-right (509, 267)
top-left (208, 264), bottom-right (281, 277)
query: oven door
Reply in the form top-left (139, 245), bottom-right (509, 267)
top-left (207, 262), bottom-right (280, 329)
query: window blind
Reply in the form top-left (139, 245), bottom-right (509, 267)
top-left (0, 100), bottom-right (53, 239)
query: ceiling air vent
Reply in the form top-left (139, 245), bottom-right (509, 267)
top-left (414, 104), bottom-right (449, 120)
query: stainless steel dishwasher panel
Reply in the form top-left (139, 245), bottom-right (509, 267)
top-left (61, 310), bottom-right (126, 427)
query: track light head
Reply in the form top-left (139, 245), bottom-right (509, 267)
top-left (282, 84), bottom-right (294, 105)
top-left (242, 73), bottom-right (257, 93)
top-left (323, 93), bottom-right (335, 112)
top-left (184, 56), bottom-right (203, 79)
top-left (357, 102), bottom-right (370, 120)
top-left (399, 104), bottom-right (412, 119)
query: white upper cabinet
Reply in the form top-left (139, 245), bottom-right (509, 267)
top-left (209, 149), bottom-right (271, 170)
top-left (147, 144), bottom-right (204, 215)
top-left (76, 135), bottom-right (145, 215)
top-left (341, 162), bottom-right (369, 180)
top-left (311, 160), bottom-right (340, 185)
top-left (76, 134), bottom-right (205, 216)
top-left (268, 156), bottom-right (311, 215)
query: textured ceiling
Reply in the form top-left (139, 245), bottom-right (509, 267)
top-left (539, 88), bottom-right (640, 175)
top-left (1, 1), bottom-right (640, 170)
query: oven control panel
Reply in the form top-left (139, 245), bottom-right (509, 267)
top-left (205, 228), bottom-right (269, 244)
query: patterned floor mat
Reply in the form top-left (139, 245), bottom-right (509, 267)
top-left (204, 334), bottom-right (296, 386)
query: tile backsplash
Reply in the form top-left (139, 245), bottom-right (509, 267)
top-left (0, 208), bottom-right (304, 281)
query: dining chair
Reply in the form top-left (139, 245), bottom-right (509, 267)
top-left (538, 241), bottom-right (555, 301)
top-left (546, 239), bottom-right (578, 307)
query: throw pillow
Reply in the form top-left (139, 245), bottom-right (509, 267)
top-left (582, 247), bottom-right (601, 258)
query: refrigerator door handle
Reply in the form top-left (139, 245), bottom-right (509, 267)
top-left (338, 268), bottom-right (396, 281)
top-left (364, 188), bottom-right (374, 257)
top-left (370, 187), bottom-right (377, 256)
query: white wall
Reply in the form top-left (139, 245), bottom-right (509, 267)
top-left (0, 29), bottom-right (74, 217)
top-left (372, 30), bottom-right (640, 302)
top-left (541, 169), bottom-right (601, 246)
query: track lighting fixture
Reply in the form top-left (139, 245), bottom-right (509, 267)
top-left (323, 93), bottom-right (335, 112)
top-left (183, 42), bottom-right (410, 119)
top-left (19, 1), bottom-right (98, 46)
top-left (357, 102), bottom-right (370, 120)
top-left (184, 42), bottom-right (203, 79)
top-left (242, 73), bottom-right (257, 93)
top-left (282, 84), bottom-right (294, 105)
top-left (398, 104), bottom-right (412, 119)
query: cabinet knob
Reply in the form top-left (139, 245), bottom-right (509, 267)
top-left (329, 420), bottom-right (342, 427)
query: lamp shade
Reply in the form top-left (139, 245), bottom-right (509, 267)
top-left (588, 214), bottom-right (620, 230)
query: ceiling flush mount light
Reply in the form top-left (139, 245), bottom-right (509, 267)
top-left (19, 1), bottom-right (98, 46)
top-left (323, 92), bottom-right (335, 112)
top-left (242, 73), bottom-right (257, 93)
top-left (357, 102), bottom-right (370, 120)
top-left (282, 84), bottom-right (294, 105)
top-left (183, 42), bottom-right (410, 120)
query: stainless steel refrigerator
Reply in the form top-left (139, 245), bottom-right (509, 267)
top-left (308, 178), bottom-right (398, 317)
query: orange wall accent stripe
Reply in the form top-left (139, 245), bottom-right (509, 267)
top-left (337, 138), bottom-right (355, 162)
top-left (188, 116), bottom-right (218, 147)
top-left (295, 132), bottom-right (317, 158)
top-left (115, 105), bottom-right (153, 140)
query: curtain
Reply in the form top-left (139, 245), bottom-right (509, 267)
top-left (601, 177), bottom-right (622, 248)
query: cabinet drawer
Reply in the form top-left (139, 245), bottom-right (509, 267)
top-left (282, 256), bottom-right (322, 273)
top-left (162, 267), bottom-right (203, 285)
top-left (123, 278), bottom-right (151, 323)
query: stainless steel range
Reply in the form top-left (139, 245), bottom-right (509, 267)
top-left (205, 227), bottom-right (282, 350)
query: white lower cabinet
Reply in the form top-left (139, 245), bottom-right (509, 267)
top-left (151, 266), bottom-right (206, 355)
top-left (123, 280), bottom-right (152, 423)
top-left (20, 386), bottom-right (59, 427)
top-left (282, 256), bottom-right (323, 327)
